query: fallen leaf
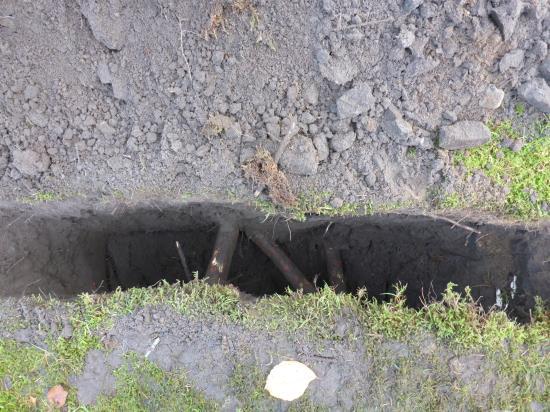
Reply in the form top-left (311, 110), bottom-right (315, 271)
top-left (265, 360), bottom-right (317, 401)
top-left (47, 385), bottom-right (68, 407)
top-left (28, 396), bottom-right (37, 407)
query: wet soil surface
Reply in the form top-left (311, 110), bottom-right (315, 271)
top-left (1, 296), bottom-right (536, 410)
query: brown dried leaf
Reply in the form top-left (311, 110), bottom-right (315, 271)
top-left (242, 148), bottom-right (297, 207)
top-left (47, 385), bottom-right (68, 408)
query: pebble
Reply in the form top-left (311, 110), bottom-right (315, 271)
top-left (12, 148), bottom-right (51, 176)
top-left (479, 84), bottom-right (505, 109)
top-left (439, 121), bottom-right (491, 150)
top-left (488, 0), bottom-right (524, 41)
top-left (280, 136), bottom-right (319, 175)
top-left (313, 135), bottom-right (329, 161)
top-left (518, 78), bottom-right (550, 113)
top-left (499, 49), bottom-right (525, 73)
top-left (330, 131), bottom-right (356, 152)
top-left (336, 84), bottom-right (375, 119)
top-left (23, 85), bottom-right (39, 100)
top-left (540, 57), bottom-right (550, 81)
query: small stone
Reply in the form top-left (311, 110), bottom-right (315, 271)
top-left (81, 0), bottom-right (127, 50)
top-left (212, 51), bottom-right (225, 65)
top-left (540, 57), bottom-right (550, 81)
top-left (330, 197), bottom-right (344, 208)
top-left (336, 84), bottom-right (375, 119)
top-left (229, 103), bottom-right (241, 115)
top-left (26, 112), bottom-right (48, 128)
top-left (266, 122), bottom-right (281, 140)
top-left (23, 85), bottom-right (39, 100)
top-left (518, 78), bottom-right (550, 113)
top-left (111, 77), bottom-right (128, 101)
top-left (12, 149), bottom-right (51, 176)
top-left (439, 121), bottom-right (491, 150)
top-left (397, 29), bottom-right (415, 48)
top-left (304, 83), bottom-right (319, 105)
top-left (331, 131), bottom-right (356, 152)
top-left (280, 136), bottom-right (319, 175)
top-left (146, 132), bottom-right (157, 144)
top-left (403, 0), bottom-right (424, 13)
top-left (479, 84), bottom-right (505, 109)
top-left (442, 110), bottom-right (458, 122)
top-left (317, 49), bottom-right (358, 85)
top-left (499, 49), bottom-right (525, 73)
top-left (313, 135), bottom-right (329, 161)
top-left (97, 121), bottom-right (115, 136)
top-left (382, 106), bottom-right (413, 143)
top-left (287, 86), bottom-right (298, 102)
top-left (97, 62), bottom-right (112, 84)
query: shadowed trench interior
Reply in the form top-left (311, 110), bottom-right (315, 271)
top-left (0, 201), bottom-right (548, 319)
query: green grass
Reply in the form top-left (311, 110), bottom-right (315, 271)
top-left (20, 191), bottom-right (64, 204)
top-left (252, 192), bottom-right (420, 222)
top-left (94, 353), bottom-right (216, 411)
top-left (253, 192), bottom-right (373, 222)
top-left (454, 118), bottom-right (549, 219)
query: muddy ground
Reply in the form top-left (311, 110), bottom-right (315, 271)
top-left (0, 282), bottom-right (548, 411)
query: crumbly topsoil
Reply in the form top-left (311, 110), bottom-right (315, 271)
top-left (0, 0), bottom-right (549, 207)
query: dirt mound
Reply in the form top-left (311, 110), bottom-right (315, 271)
top-left (0, 0), bottom-right (548, 203)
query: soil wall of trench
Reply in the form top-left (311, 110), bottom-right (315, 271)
top-left (1, 200), bottom-right (548, 320)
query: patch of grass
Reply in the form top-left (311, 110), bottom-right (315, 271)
top-left (454, 118), bottom-right (549, 219)
top-left (253, 191), bottom-right (375, 222)
top-left (436, 192), bottom-right (465, 209)
top-left (422, 283), bottom-right (548, 348)
top-left (246, 285), bottom-right (365, 340)
top-left (0, 340), bottom-right (49, 410)
top-left (514, 102), bottom-right (526, 117)
top-left (229, 363), bottom-right (269, 411)
top-left (20, 191), bottom-right (63, 204)
top-left (94, 353), bottom-right (216, 411)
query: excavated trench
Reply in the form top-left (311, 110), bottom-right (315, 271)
top-left (0, 201), bottom-right (548, 319)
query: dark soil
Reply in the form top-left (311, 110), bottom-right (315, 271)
top-left (1, 200), bottom-right (548, 318)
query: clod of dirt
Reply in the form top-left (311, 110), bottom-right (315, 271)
top-left (439, 121), bottom-right (491, 150)
top-left (518, 78), bottom-right (550, 113)
top-left (242, 149), bottom-right (297, 207)
top-left (80, 0), bottom-right (128, 50)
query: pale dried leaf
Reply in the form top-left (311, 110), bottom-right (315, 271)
top-left (265, 360), bottom-right (317, 401)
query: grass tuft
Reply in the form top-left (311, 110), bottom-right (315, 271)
top-left (454, 117), bottom-right (549, 219)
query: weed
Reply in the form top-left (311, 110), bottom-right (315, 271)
top-left (437, 192), bottom-right (464, 209)
top-left (252, 191), bottom-right (375, 222)
top-left (20, 191), bottom-right (63, 204)
top-left (246, 285), bottom-right (365, 340)
top-left (514, 102), bottom-right (526, 116)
